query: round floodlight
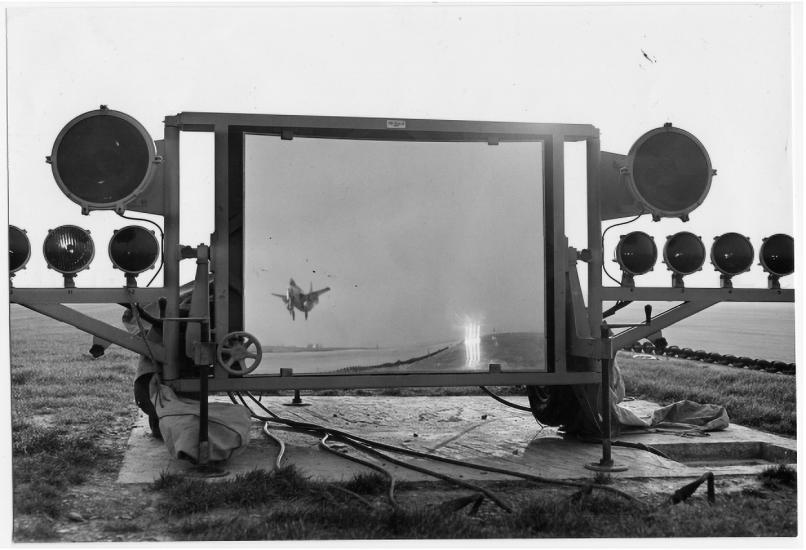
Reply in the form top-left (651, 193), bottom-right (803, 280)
top-left (626, 125), bottom-right (713, 220)
top-left (759, 234), bottom-right (794, 277)
top-left (9, 225), bottom-right (31, 273)
top-left (49, 107), bottom-right (157, 212)
top-left (109, 225), bottom-right (159, 274)
top-left (711, 233), bottom-right (754, 277)
top-left (43, 225), bottom-right (95, 274)
top-left (615, 231), bottom-right (657, 277)
top-left (663, 231), bottom-right (705, 287)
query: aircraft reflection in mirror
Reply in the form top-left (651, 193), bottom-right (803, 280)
top-left (272, 278), bottom-right (331, 320)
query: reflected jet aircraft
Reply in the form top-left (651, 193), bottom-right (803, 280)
top-left (272, 278), bottom-right (331, 320)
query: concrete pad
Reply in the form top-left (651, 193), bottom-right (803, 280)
top-left (117, 395), bottom-right (796, 484)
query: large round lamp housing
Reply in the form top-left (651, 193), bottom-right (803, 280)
top-left (626, 125), bottom-right (713, 220)
top-left (43, 225), bottom-right (95, 274)
top-left (49, 108), bottom-right (157, 213)
top-left (109, 225), bottom-right (160, 274)
top-left (9, 225), bottom-right (31, 273)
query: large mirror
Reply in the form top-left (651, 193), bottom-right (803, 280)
top-left (243, 136), bottom-right (546, 376)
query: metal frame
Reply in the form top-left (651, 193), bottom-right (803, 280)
top-left (160, 112), bottom-right (602, 390)
top-left (9, 110), bottom-right (797, 470)
top-left (11, 111), bottom-right (795, 382)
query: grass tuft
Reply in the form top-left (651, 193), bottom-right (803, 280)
top-left (12, 516), bottom-right (59, 541)
top-left (759, 463), bottom-right (796, 489)
top-left (156, 466), bottom-right (314, 515)
top-left (341, 472), bottom-right (388, 495)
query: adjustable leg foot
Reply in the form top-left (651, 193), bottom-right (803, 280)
top-left (584, 460), bottom-right (628, 473)
top-left (283, 389), bottom-right (311, 407)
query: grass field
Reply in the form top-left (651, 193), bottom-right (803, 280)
top-left (8, 306), bottom-right (798, 541)
top-left (617, 353), bottom-right (797, 436)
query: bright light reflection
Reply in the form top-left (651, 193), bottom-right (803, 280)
top-left (464, 322), bottom-right (481, 366)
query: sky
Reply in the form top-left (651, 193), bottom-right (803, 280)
top-left (0, 2), bottom-right (798, 348)
top-left (2, 3), bottom-right (796, 293)
top-left (0, 3), bottom-right (798, 346)
top-left (243, 137), bottom-right (544, 347)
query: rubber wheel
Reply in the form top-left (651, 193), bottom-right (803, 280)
top-left (526, 385), bottom-right (580, 427)
top-left (148, 415), bottom-right (163, 441)
top-left (134, 373), bottom-right (162, 440)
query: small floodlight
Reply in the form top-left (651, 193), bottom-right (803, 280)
top-left (614, 231), bottom-right (657, 286)
top-left (9, 225), bottom-right (31, 276)
top-left (108, 225), bottom-right (160, 286)
top-left (48, 106), bottom-right (158, 214)
top-left (710, 232), bottom-right (754, 288)
top-left (43, 225), bottom-right (95, 287)
top-left (759, 233), bottom-right (794, 289)
top-left (663, 231), bottom-right (705, 288)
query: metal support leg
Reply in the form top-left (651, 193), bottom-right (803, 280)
top-left (188, 317), bottom-right (225, 477)
top-left (198, 320), bottom-right (210, 466)
top-left (585, 329), bottom-right (628, 473)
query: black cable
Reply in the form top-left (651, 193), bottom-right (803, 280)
top-left (319, 433), bottom-right (399, 509)
top-left (135, 304), bottom-right (163, 327)
top-left (115, 211), bottom-right (165, 287)
top-left (601, 214), bottom-right (642, 286)
top-left (244, 391), bottom-right (279, 418)
top-left (235, 392), bottom-right (506, 511)
top-left (234, 396), bottom-right (642, 505)
top-left (478, 386), bottom-right (533, 412)
top-left (602, 300), bottom-right (632, 319)
top-left (263, 423), bottom-right (286, 470)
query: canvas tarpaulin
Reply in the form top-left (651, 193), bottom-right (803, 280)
top-left (610, 359), bottom-right (730, 434)
top-left (149, 376), bottom-right (252, 463)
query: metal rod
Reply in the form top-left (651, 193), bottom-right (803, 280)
top-left (18, 303), bottom-right (166, 361)
top-left (213, 125), bottom-right (230, 379)
top-left (586, 136), bottom-right (603, 338)
top-left (170, 370), bottom-right (602, 393)
top-left (610, 300), bottom-right (718, 350)
top-left (198, 319), bottom-right (210, 466)
top-left (600, 354), bottom-right (613, 465)
top-left (9, 287), bottom-right (166, 304)
top-left (162, 121), bottom-right (181, 380)
top-left (601, 286), bottom-right (794, 302)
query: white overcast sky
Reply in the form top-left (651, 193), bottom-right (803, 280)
top-left (2, 2), bottom-right (799, 292)
top-left (1, 1), bottom-right (801, 344)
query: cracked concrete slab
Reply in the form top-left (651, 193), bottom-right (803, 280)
top-left (117, 396), bottom-right (796, 484)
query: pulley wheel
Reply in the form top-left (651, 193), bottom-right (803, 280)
top-left (217, 331), bottom-right (262, 376)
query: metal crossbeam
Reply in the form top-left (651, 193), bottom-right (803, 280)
top-left (19, 303), bottom-right (166, 362)
top-left (171, 370), bottom-right (601, 393)
top-left (601, 287), bottom-right (794, 302)
top-left (10, 287), bottom-right (166, 304)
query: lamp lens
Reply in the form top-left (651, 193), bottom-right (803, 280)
top-left (664, 232), bottom-right (705, 275)
top-left (617, 231), bottom-right (657, 275)
top-left (632, 131), bottom-right (711, 214)
top-left (43, 225), bottom-right (95, 274)
top-left (55, 115), bottom-right (150, 204)
top-left (9, 226), bottom-right (31, 273)
top-left (109, 226), bottom-right (160, 274)
top-left (711, 233), bottom-right (754, 275)
top-left (760, 234), bottom-right (794, 277)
